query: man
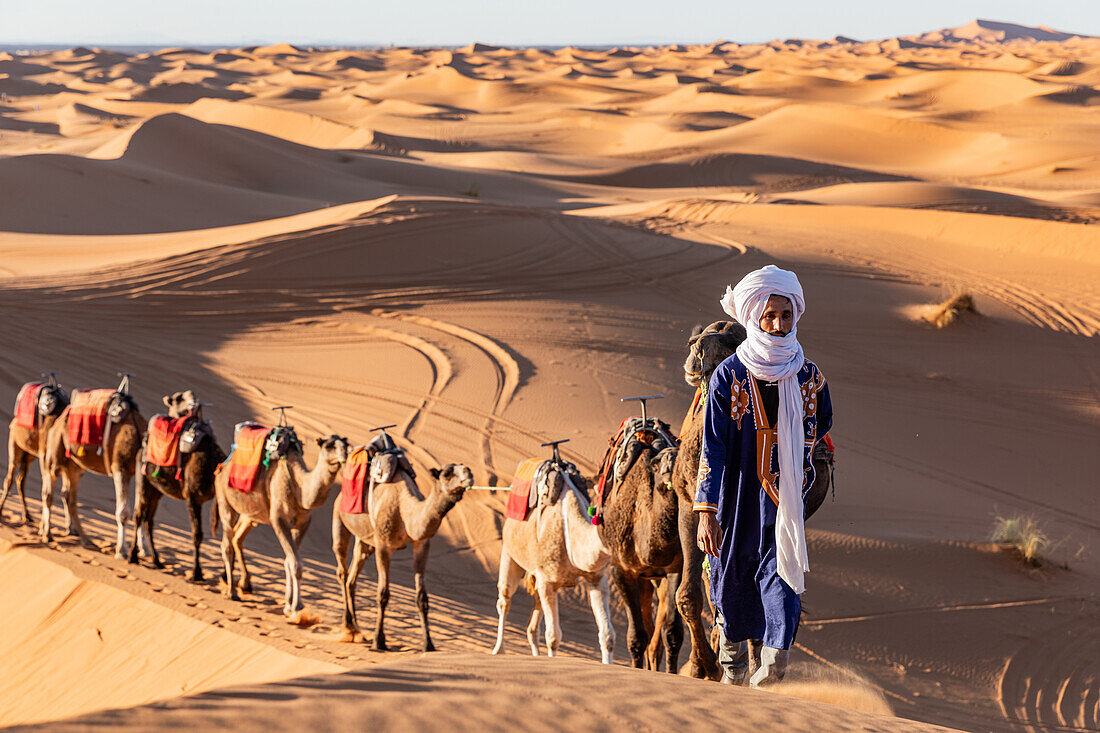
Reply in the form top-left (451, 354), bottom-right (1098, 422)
top-left (694, 264), bottom-right (832, 687)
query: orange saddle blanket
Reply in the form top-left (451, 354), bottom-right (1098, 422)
top-left (67, 389), bottom-right (115, 450)
top-left (13, 382), bottom-right (45, 429)
top-left (146, 415), bottom-right (187, 470)
top-left (225, 424), bottom-right (270, 493)
top-left (505, 458), bottom-right (542, 521)
top-left (338, 446), bottom-right (371, 514)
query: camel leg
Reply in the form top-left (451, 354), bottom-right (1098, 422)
top-left (216, 494), bottom-right (240, 601)
top-left (185, 494), bottom-right (203, 581)
top-left (645, 578), bottom-right (668, 671)
top-left (111, 469), bottom-right (134, 559)
top-left (60, 466), bottom-right (92, 548)
top-left (16, 452), bottom-right (33, 525)
top-left (535, 579), bottom-right (561, 658)
top-left (411, 539), bottom-right (435, 652)
top-left (129, 471), bottom-right (157, 565)
top-left (526, 601), bottom-right (542, 656)
top-left (491, 546), bottom-right (524, 656)
top-left (372, 546), bottom-right (393, 651)
top-left (38, 456), bottom-right (58, 543)
top-left (676, 495), bottom-right (721, 679)
top-left (271, 518), bottom-right (301, 616)
top-left (586, 572), bottom-right (616, 665)
top-left (1, 439), bottom-right (29, 525)
top-left (332, 512), bottom-right (354, 639)
top-left (336, 530), bottom-right (372, 643)
top-left (611, 566), bottom-right (649, 668)
top-left (138, 489), bottom-right (163, 569)
top-left (231, 519), bottom-right (256, 595)
top-left (663, 571), bottom-right (685, 673)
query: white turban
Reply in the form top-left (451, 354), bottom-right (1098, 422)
top-left (720, 264), bottom-right (810, 594)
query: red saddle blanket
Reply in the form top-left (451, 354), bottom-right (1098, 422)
top-left (505, 458), bottom-right (542, 521)
top-left (226, 424), bottom-right (269, 493)
top-left (146, 416), bottom-right (187, 470)
top-left (338, 446), bottom-right (371, 514)
top-left (67, 389), bottom-right (115, 449)
top-left (13, 382), bottom-right (45, 429)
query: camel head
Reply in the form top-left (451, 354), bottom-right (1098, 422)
top-left (650, 446), bottom-right (678, 493)
top-left (683, 320), bottom-right (747, 387)
top-left (315, 435), bottom-right (351, 468)
top-left (430, 463), bottom-right (474, 500)
top-left (162, 390), bottom-right (197, 418)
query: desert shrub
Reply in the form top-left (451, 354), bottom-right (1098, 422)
top-left (992, 515), bottom-right (1049, 566)
top-left (926, 290), bottom-right (977, 328)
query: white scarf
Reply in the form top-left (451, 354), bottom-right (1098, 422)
top-left (720, 265), bottom-right (810, 594)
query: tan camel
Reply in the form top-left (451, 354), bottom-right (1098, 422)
top-left (214, 428), bottom-right (349, 617)
top-left (492, 457), bottom-right (615, 664)
top-left (1, 379), bottom-right (67, 526)
top-left (129, 392), bottom-right (227, 581)
top-left (672, 320), bottom-right (745, 679)
top-left (40, 380), bottom-right (148, 559)
top-left (332, 457), bottom-right (474, 651)
top-left (597, 440), bottom-right (683, 670)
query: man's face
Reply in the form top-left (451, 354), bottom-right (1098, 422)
top-left (759, 295), bottom-right (794, 336)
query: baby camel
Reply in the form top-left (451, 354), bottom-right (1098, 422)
top-left (333, 453), bottom-right (473, 651)
top-left (215, 430), bottom-right (349, 617)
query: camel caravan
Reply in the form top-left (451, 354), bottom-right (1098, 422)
top-left (0, 320), bottom-right (835, 678)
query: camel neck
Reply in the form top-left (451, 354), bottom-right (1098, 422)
top-left (288, 454), bottom-right (340, 510)
top-left (407, 480), bottom-right (459, 541)
top-left (561, 485), bottom-right (609, 572)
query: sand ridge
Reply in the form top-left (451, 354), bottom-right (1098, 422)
top-left (1, 20), bottom-right (1098, 732)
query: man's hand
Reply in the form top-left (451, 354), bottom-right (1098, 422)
top-left (696, 511), bottom-right (722, 556)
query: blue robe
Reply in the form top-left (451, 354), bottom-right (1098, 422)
top-left (693, 354), bottom-right (832, 650)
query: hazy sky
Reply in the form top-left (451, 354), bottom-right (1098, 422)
top-left (3, 0), bottom-right (1098, 46)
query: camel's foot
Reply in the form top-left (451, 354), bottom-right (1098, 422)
top-left (189, 566), bottom-right (202, 582)
top-left (286, 609), bottom-right (320, 627)
top-left (152, 556), bottom-right (164, 570)
top-left (114, 549), bottom-right (126, 561)
top-left (423, 639), bottom-right (436, 653)
top-left (685, 655), bottom-right (722, 681)
top-left (223, 586), bottom-right (240, 602)
top-left (239, 578), bottom-right (253, 594)
top-left (127, 547), bottom-right (139, 564)
top-left (373, 633), bottom-right (388, 652)
top-left (339, 627), bottom-right (363, 644)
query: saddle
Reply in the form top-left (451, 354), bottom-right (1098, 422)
top-left (338, 446), bottom-right (371, 514)
top-left (221, 422), bottom-right (299, 493)
top-left (364, 431), bottom-right (415, 483)
top-left (505, 457), bottom-right (587, 522)
top-left (66, 389), bottom-right (118, 457)
top-left (145, 414), bottom-right (188, 478)
top-left (13, 382), bottom-right (44, 429)
top-left (593, 416), bottom-right (677, 517)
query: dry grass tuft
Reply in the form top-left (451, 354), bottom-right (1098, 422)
top-left (992, 515), bottom-right (1049, 566)
top-left (926, 290), bottom-right (977, 328)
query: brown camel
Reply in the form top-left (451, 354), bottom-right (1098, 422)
top-left (672, 320), bottom-right (746, 679)
top-left (597, 438), bottom-right (683, 670)
top-left (129, 392), bottom-right (227, 581)
top-left (492, 455), bottom-right (615, 663)
top-left (672, 320), bottom-right (835, 678)
top-left (40, 378), bottom-right (147, 559)
top-left (214, 427), bottom-right (349, 617)
top-left (332, 451), bottom-right (474, 651)
top-left (1, 378), bottom-right (67, 526)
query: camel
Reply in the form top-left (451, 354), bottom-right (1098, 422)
top-left (672, 320), bottom-right (835, 678)
top-left (672, 320), bottom-right (746, 679)
top-left (214, 426), bottom-right (349, 617)
top-left (332, 450), bottom-right (474, 651)
top-left (1, 377), bottom-right (67, 526)
top-left (597, 439), bottom-right (684, 670)
top-left (492, 454), bottom-right (615, 664)
top-left (129, 392), bottom-right (227, 581)
top-left (40, 377), bottom-right (147, 559)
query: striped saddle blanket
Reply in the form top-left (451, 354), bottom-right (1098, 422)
top-left (505, 458), bottom-right (543, 521)
top-left (225, 423), bottom-right (270, 493)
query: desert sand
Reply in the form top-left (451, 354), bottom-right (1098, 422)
top-left (0, 18), bottom-right (1097, 732)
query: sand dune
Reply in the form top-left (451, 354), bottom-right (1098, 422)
top-left (1, 23), bottom-right (1098, 733)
